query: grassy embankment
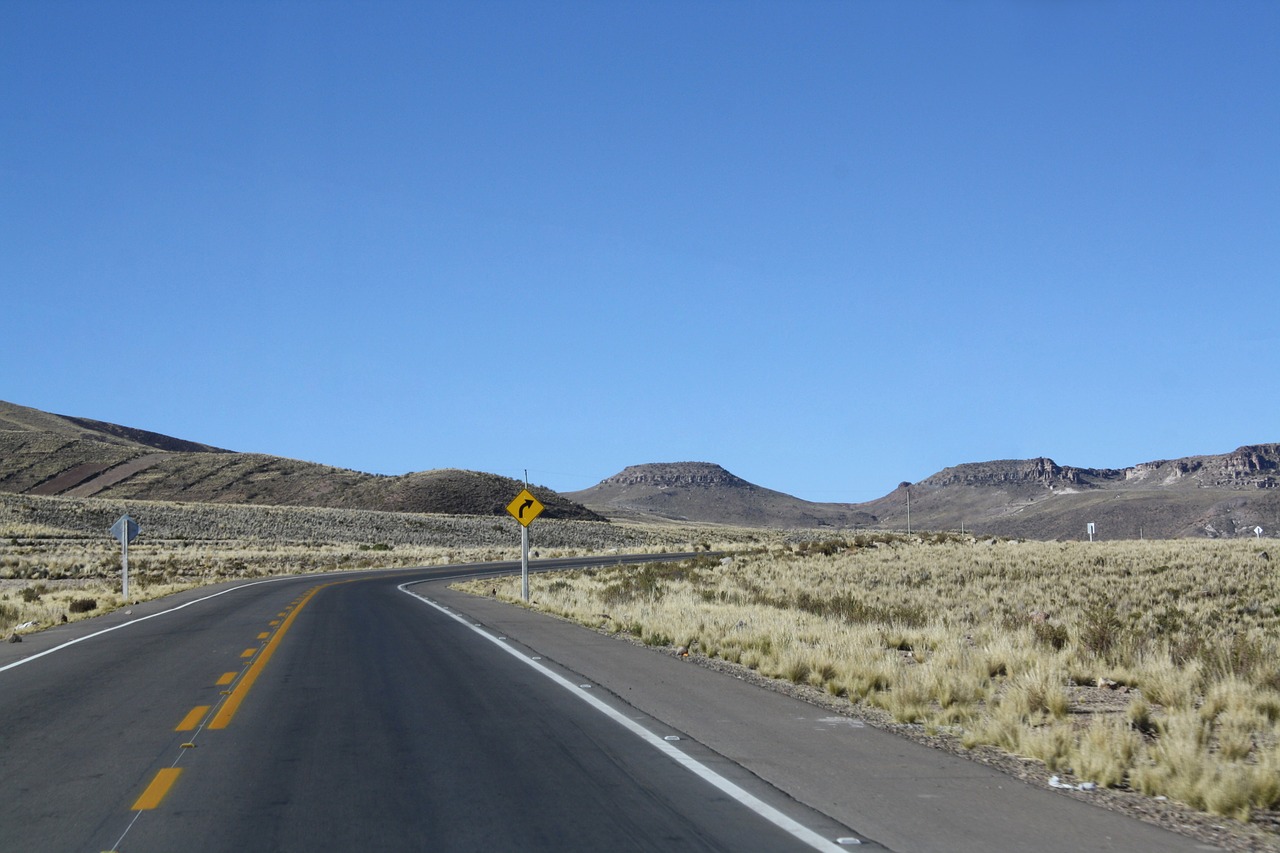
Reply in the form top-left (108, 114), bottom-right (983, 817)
top-left (456, 534), bottom-right (1280, 822)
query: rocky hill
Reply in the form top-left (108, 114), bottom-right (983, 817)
top-left (0, 400), bottom-right (603, 521)
top-left (571, 449), bottom-right (1280, 539)
top-left (564, 462), bottom-right (876, 529)
top-left (859, 448), bottom-right (1280, 540)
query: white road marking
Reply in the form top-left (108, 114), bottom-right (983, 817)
top-left (0, 576), bottom-right (306, 674)
top-left (816, 717), bottom-right (865, 728)
top-left (0, 565), bottom-right (504, 674)
top-left (399, 582), bottom-right (852, 853)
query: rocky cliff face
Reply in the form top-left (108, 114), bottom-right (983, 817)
top-left (1122, 445), bottom-right (1279, 490)
top-left (918, 458), bottom-right (1108, 490)
top-left (1219, 445), bottom-right (1280, 486)
top-left (915, 446), bottom-right (1280, 494)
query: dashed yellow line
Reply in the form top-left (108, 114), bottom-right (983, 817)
top-left (132, 768), bottom-right (181, 810)
top-left (211, 583), bottom-right (335, 730)
top-left (175, 705), bottom-right (211, 732)
top-left (120, 581), bottom-right (357, 828)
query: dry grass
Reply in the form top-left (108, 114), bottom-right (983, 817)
top-left (0, 491), bottom-right (751, 635)
top-left (455, 533), bottom-right (1280, 823)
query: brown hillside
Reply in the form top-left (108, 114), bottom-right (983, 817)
top-left (0, 400), bottom-right (603, 521)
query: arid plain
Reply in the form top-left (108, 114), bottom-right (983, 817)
top-left (5, 400), bottom-right (1280, 848)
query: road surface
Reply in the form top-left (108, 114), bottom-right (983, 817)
top-left (1, 557), bottom-right (1223, 852)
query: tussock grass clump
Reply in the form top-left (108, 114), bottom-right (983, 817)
top-left (458, 535), bottom-right (1280, 823)
top-left (1073, 717), bottom-right (1142, 788)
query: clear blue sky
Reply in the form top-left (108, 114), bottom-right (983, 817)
top-left (3, 1), bottom-right (1277, 503)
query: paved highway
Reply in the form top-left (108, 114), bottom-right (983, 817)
top-left (0, 558), bottom-right (863, 852)
top-left (1, 556), bottom-right (1224, 852)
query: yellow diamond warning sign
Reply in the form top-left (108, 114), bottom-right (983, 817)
top-left (506, 489), bottom-right (545, 527)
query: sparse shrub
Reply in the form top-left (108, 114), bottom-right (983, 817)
top-left (1079, 601), bottom-right (1123, 661)
top-left (642, 631), bottom-right (672, 647)
top-left (1031, 620), bottom-right (1069, 651)
top-left (68, 598), bottom-right (97, 614)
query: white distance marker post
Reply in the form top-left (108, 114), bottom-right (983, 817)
top-left (110, 515), bottom-right (141, 603)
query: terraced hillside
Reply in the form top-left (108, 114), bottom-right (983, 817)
top-left (0, 401), bottom-right (602, 521)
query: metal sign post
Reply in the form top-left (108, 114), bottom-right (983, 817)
top-left (505, 488), bottom-right (545, 602)
top-left (521, 524), bottom-right (529, 601)
top-left (111, 515), bottom-right (141, 603)
top-left (1086, 522), bottom-right (1096, 543)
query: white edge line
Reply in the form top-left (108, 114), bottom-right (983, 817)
top-left (0, 565), bottom-right (518, 675)
top-left (0, 574), bottom-right (302, 674)
top-left (398, 582), bottom-right (849, 853)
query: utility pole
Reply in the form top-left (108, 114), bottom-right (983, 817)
top-left (905, 483), bottom-right (911, 534)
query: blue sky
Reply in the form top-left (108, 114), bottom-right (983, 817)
top-left (3, 1), bottom-right (1277, 503)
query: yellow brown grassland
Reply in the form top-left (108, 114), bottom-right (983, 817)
top-left (9, 487), bottom-right (1280, 831)
top-left (0, 492), bottom-right (735, 634)
top-left (456, 532), bottom-right (1280, 823)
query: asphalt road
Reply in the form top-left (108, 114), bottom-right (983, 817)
top-left (0, 558), bottom-right (861, 853)
top-left (0, 555), bottom-right (1226, 853)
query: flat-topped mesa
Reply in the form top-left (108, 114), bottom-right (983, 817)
top-left (598, 462), bottom-right (756, 491)
top-left (919, 458), bottom-right (1103, 490)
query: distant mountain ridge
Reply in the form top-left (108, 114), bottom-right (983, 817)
top-left (573, 450), bottom-right (1280, 539)
top-left (855, 446), bottom-right (1280, 540)
top-left (917, 447), bottom-right (1280, 492)
top-left (0, 400), bottom-right (602, 521)
top-left (5, 399), bottom-right (1277, 538)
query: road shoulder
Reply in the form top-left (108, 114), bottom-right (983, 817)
top-left (423, 580), bottom-right (1236, 853)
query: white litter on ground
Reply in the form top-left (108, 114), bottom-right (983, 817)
top-left (1049, 776), bottom-right (1097, 792)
